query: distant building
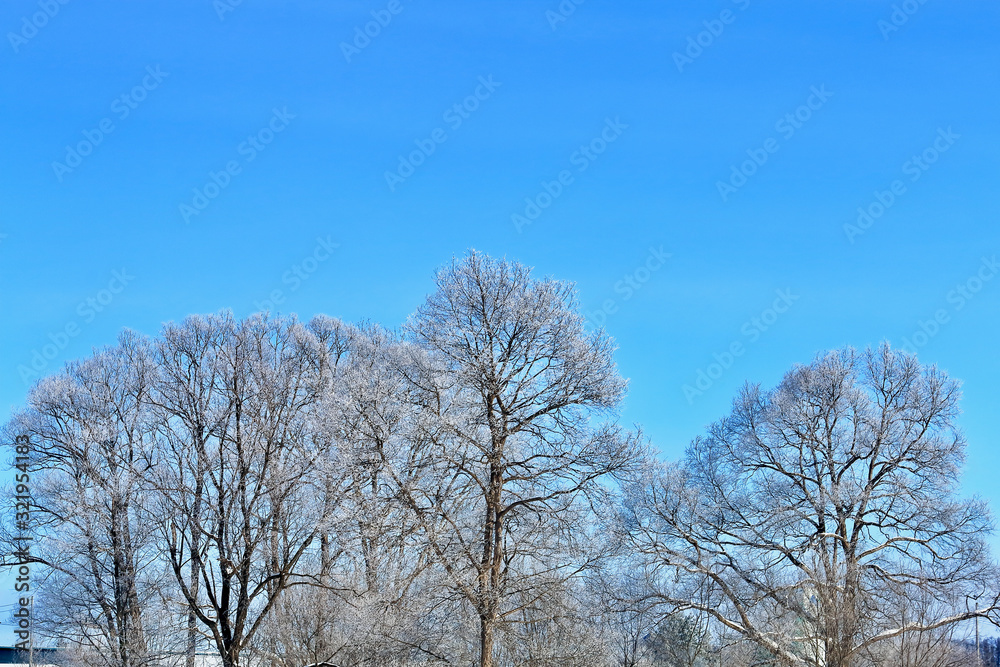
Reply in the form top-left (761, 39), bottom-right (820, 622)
top-left (0, 647), bottom-right (226, 667)
top-left (0, 646), bottom-right (59, 667)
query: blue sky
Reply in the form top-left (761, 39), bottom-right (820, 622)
top-left (1, 0), bottom-right (999, 643)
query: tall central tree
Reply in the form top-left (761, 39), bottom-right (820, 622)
top-left (397, 252), bottom-right (643, 667)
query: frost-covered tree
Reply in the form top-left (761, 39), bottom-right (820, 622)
top-left (624, 345), bottom-right (1000, 667)
top-left (395, 251), bottom-right (644, 667)
top-left (150, 314), bottom-right (343, 667)
top-left (281, 318), bottom-right (453, 666)
top-left (2, 332), bottom-right (171, 667)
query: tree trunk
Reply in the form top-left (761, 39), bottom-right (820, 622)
top-left (479, 615), bottom-right (495, 667)
top-left (185, 566), bottom-right (199, 667)
top-left (188, 448), bottom-right (205, 667)
top-left (478, 450), bottom-right (503, 667)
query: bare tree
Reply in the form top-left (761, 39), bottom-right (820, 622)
top-left (2, 332), bottom-right (171, 667)
top-left (391, 251), bottom-right (644, 667)
top-left (624, 345), bottom-right (1000, 667)
top-left (149, 314), bottom-right (235, 667)
top-left (150, 314), bottom-right (340, 667)
top-left (266, 319), bottom-right (451, 667)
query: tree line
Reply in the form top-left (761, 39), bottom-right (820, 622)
top-left (3, 252), bottom-right (999, 667)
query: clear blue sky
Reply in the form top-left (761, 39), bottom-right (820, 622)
top-left (1, 0), bottom-right (998, 643)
